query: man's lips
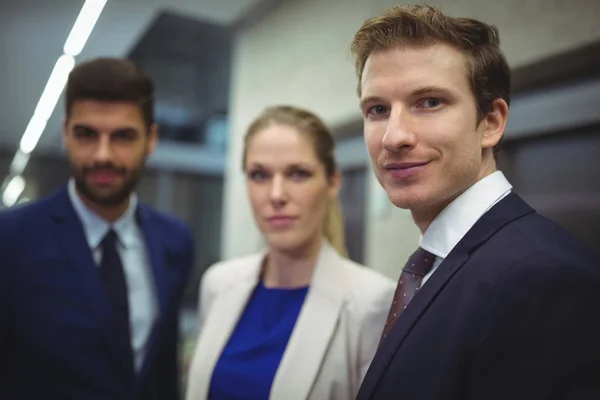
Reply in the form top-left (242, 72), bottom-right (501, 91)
top-left (384, 161), bottom-right (430, 178)
top-left (385, 161), bottom-right (429, 170)
top-left (87, 171), bottom-right (120, 184)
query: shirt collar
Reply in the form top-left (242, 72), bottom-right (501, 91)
top-left (68, 178), bottom-right (139, 249)
top-left (420, 171), bottom-right (513, 259)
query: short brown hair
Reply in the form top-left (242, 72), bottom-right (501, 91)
top-left (242, 105), bottom-right (348, 258)
top-left (65, 57), bottom-right (155, 129)
top-left (351, 5), bottom-right (510, 121)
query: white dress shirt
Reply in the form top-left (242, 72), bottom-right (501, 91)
top-left (68, 178), bottom-right (158, 372)
top-left (420, 171), bottom-right (513, 285)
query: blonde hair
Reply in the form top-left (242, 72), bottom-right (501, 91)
top-left (242, 105), bottom-right (349, 258)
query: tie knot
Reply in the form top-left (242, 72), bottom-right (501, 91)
top-left (101, 229), bottom-right (119, 250)
top-left (403, 247), bottom-right (435, 276)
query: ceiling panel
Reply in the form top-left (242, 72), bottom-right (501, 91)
top-left (0, 0), bottom-right (264, 156)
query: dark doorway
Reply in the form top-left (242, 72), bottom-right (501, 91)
top-left (498, 125), bottom-right (600, 253)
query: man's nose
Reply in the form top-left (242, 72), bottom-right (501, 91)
top-left (381, 109), bottom-right (417, 151)
top-left (92, 134), bottom-right (112, 162)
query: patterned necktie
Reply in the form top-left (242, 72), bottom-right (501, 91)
top-left (100, 229), bottom-right (134, 374)
top-left (380, 247), bottom-right (436, 342)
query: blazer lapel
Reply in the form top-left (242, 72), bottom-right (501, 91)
top-left (49, 188), bottom-right (126, 374)
top-left (270, 242), bottom-right (346, 400)
top-left (359, 193), bottom-right (535, 399)
top-left (189, 260), bottom-right (261, 399)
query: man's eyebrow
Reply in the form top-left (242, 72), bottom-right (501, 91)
top-left (409, 85), bottom-right (452, 97)
top-left (72, 123), bottom-right (97, 131)
top-left (359, 95), bottom-right (386, 109)
top-left (112, 127), bottom-right (139, 135)
top-left (71, 125), bottom-right (140, 134)
top-left (360, 86), bottom-right (453, 107)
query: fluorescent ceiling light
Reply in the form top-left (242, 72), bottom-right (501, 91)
top-left (9, 150), bottom-right (31, 176)
top-left (2, 175), bottom-right (26, 207)
top-left (6, 0), bottom-right (106, 183)
top-left (19, 54), bottom-right (74, 154)
top-left (33, 54), bottom-right (75, 122)
top-left (63, 0), bottom-right (107, 56)
top-left (19, 114), bottom-right (48, 155)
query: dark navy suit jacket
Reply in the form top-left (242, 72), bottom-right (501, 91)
top-left (0, 186), bottom-right (194, 400)
top-left (357, 193), bottom-right (600, 400)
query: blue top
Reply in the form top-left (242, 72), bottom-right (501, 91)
top-left (208, 281), bottom-right (309, 400)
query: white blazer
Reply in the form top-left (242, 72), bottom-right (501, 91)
top-left (185, 241), bottom-right (395, 400)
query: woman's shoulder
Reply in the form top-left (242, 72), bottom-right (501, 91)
top-left (334, 256), bottom-right (396, 307)
top-left (336, 255), bottom-right (395, 287)
top-left (202, 252), bottom-right (263, 289)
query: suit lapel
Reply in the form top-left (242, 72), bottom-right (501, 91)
top-left (189, 261), bottom-right (261, 399)
top-left (358, 244), bottom-right (469, 398)
top-left (137, 206), bottom-right (168, 323)
top-left (359, 193), bottom-right (535, 399)
top-left (135, 205), bottom-right (170, 376)
top-left (49, 188), bottom-right (127, 374)
top-left (270, 242), bottom-right (345, 400)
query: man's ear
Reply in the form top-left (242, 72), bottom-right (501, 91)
top-left (481, 98), bottom-right (509, 150)
top-left (147, 123), bottom-right (159, 154)
top-left (62, 119), bottom-right (69, 149)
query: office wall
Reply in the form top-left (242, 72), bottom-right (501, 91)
top-left (222, 0), bottom-right (600, 278)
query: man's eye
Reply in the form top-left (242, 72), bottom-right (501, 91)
top-left (368, 105), bottom-right (389, 115)
top-left (74, 130), bottom-right (95, 139)
top-left (113, 132), bottom-right (135, 141)
top-left (418, 98), bottom-right (443, 109)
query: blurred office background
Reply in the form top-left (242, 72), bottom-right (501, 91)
top-left (1, 0), bottom-right (599, 380)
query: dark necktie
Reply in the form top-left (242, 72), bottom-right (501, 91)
top-left (380, 247), bottom-right (436, 342)
top-left (100, 229), bottom-right (134, 374)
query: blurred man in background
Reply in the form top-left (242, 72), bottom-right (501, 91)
top-left (0, 57), bottom-right (194, 400)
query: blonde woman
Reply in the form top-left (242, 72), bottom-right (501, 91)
top-left (185, 106), bottom-right (395, 400)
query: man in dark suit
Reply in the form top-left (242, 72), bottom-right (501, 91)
top-left (351, 5), bottom-right (600, 399)
top-left (0, 58), bottom-right (194, 399)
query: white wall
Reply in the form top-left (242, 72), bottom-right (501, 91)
top-left (222, 0), bottom-right (600, 279)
